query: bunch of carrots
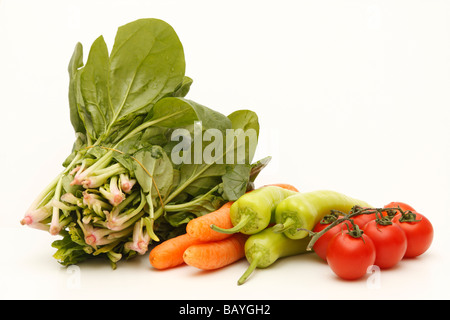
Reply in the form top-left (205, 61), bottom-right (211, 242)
top-left (149, 184), bottom-right (299, 271)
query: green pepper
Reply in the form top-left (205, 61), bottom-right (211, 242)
top-left (237, 228), bottom-right (311, 285)
top-left (211, 186), bottom-right (297, 235)
top-left (273, 190), bottom-right (370, 239)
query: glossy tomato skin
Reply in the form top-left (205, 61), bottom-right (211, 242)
top-left (312, 222), bottom-right (348, 261)
top-left (363, 220), bottom-right (407, 269)
top-left (351, 213), bottom-right (377, 230)
top-left (326, 232), bottom-right (376, 280)
top-left (392, 213), bottom-right (433, 258)
top-left (384, 202), bottom-right (416, 212)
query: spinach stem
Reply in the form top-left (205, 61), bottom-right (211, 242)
top-left (116, 110), bottom-right (184, 147)
top-left (26, 152), bottom-right (82, 213)
top-left (163, 184), bottom-right (221, 212)
top-left (49, 176), bottom-right (64, 235)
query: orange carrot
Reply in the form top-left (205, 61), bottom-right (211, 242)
top-left (186, 201), bottom-right (234, 242)
top-left (183, 233), bottom-right (247, 270)
top-left (262, 183), bottom-right (299, 192)
top-left (149, 233), bottom-right (204, 270)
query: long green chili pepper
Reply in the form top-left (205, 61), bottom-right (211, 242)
top-left (237, 228), bottom-right (311, 285)
top-left (272, 190), bottom-right (370, 239)
top-left (210, 186), bottom-right (297, 235)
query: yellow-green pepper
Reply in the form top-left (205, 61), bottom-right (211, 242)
top-left (238, 228), bottom-right (311, 285)
top-left (211, 186), bottom-right (296, 235)
top-left (273, 190), bottom-right (370, 239)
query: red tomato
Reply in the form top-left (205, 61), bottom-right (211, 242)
top-left (326, 232), bottom-right (376, 280)
top-left (312, 221), bottom-right (349, 261)
top-left (363, 220), bottom-right (407, 269)
top-left (351, 212), bottom-right (377, 230)
top-left (384, 202), bottom-right (417, 217)
top-left (392, 212), bottom-right (433, 258)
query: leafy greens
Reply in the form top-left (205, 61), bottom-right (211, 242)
top-left (20, 18), bottom-right (269, 268)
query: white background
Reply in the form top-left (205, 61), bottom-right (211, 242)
top-left (1, 0), bottom-right (449, 300)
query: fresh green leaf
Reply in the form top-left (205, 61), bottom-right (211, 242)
top-left (75, 68), bottom-right (96, 143)
top-left (221, 164), bottom-right (252, 200)
top-left (150, 97), bottom-right (231, 132)
top-left (68, 42), bottom-right (86, 135)
top-left (226, 109), bottom-right (260, 165)
top-left (78, 35), bottom-right (110, 139)
top-left (113, 153), bottom-right (134, 172)
top-left (228, 109), bottom-right (260, 137)
top-left (179, 164), bottom-right (226, 197)
top-left (171, 76), bottom-right (193, 98)
top-left (249, 156), bottom-right (272, 183)
top-left (133, 146), bottom-right (174, 206)
top-left (52, 231), bottom-right (90, 266)
top-left (106, 18), bottom-right (186, 138)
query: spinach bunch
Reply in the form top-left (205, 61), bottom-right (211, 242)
top-left (20, 18), bottom-right (269, 268)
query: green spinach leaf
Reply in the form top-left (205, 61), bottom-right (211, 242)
top-left (106, 18), bottom-right (186, 138)
top-left (79, 35), bottom-right (110, 139)
top-left (68, 42), bottom-right (85, 135)
top-left (133, 146), bottom-right (174, 212)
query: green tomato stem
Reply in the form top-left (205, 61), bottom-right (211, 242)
top-left (305, 206), bottom-right (407, 251)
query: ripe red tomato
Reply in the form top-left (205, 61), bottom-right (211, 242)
top-left (351, 212), bottom-right (377, 230)
top-left (363, 220), bottom-right (407, 269)
top-left (312, 221), bottom-right (349, 261)
top-left (326, 232), bottom-right (376, 280)
top-left (392, 212), bottom-right (433, 258)
top-left (348, 206), bottom-right (391, 230)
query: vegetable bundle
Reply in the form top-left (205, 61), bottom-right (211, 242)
top-left (20, 18), bottom-right (268, 268)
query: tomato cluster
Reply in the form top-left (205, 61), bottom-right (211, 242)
top-left (311, 202), bottom-right (434, 280)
